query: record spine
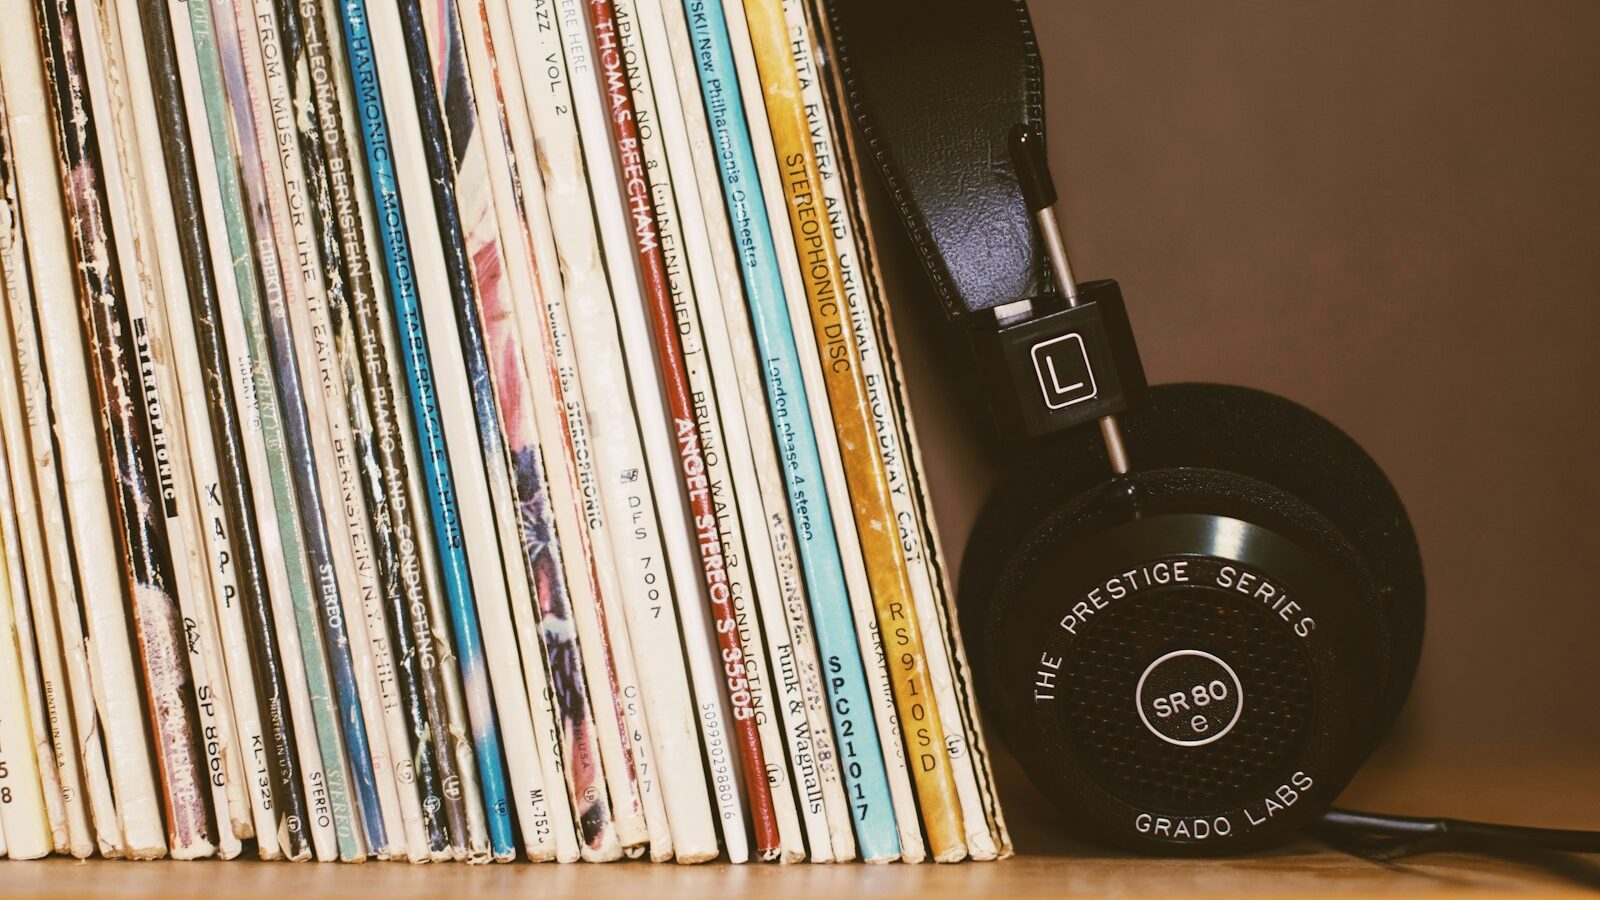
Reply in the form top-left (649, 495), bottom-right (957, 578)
top-left (0, 75), bottom-right (123, 857)
top-left (0, 110), bottom-right (82, 855)
top-left (303, 0), bottom-right (456, 859)
top-left (0, 472), bottom-right (51, 859)
top-left (168, 0), bottom-right (319, 859)
top-left (269, 0), bottom-right (421, 856)
top-left (739, 0), bottom-right (966, 860)
top-left (451, 0), bottom-right (624, 861)
top-left (213, 0), bottom-right (369, 856)
top-left (587, 0), bottom-right (791, 861)
top-left (679, 0), bottom-right (903, 862)
top-left (782, 0), bottom-right (997, 859)
top-left (394, 0), bottom-right (568, 860)
top-left (336, 0), bottom-right (489, 857)
top-left (340, 0), bottom-right (510, 858)
top-left (0, 0), bottom-right (165, 855)
top-left (31, 0), bottom-right (218, 854)
top-left (507, 0), bottom-right (665, 859)
top-left (561, 0), bottom-right (738, 862)
top-left (634, 0), bottom-right (856, 861)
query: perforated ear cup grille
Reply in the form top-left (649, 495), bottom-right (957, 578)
top-left (1062, 588), bottom-right (1315, 810)
top-left (963, 384), bottom-right (1424, 742)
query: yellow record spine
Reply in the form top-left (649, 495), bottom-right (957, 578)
top-left (740, 0), bottom-right (967, 861)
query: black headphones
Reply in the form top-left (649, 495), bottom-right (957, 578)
top-left (823, 0), bottom-right (1596, 857)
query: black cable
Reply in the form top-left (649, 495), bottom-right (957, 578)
top-left (1315, 808), bottom-right (1600, 860)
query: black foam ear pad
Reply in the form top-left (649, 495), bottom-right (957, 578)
top-left (962, 383), bottom-right (1424, 744)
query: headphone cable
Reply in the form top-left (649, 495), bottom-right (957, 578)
top-left (1314, 808), bottom-right (1600, 860)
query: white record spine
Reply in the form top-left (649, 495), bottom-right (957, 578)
top-left (0, 224), bottom-right (77, 856)
top-left (502, 0), bottom-right (658, 859)
top-left (0, 440), bottom-right (51, 858)
top-left (557, 0), bottom-right (726, 863)
top-left (0, 0), bottom-right (165, 855)
top-left (0, 77), bottom-right (121, 857)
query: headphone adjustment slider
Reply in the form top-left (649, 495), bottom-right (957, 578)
top-left (970, 279), bottom-right (1148, 442)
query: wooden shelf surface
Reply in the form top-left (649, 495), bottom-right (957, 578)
top-left (1, 751), bottom-right (1595, 897)
top-left (0, 843), bottom-right (1592, 898)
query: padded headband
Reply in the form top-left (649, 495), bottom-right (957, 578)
top-left (823, 0), bottom-right (1049, 320)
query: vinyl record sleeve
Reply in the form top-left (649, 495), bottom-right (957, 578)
top-left (782, 0), bottom-right (999, 860)
top-left (449, 0), bottom-right (626, 861)
top-left (495, 0), bottom-right (656, 858)
top-left (679, 0), bottom-right (908, 862)
top-left (0, 0), bottom-right (165, 856)
top-left (809, 0), bottom-right (1014, 854)
top-left (588, 0), bottom-right (795, 861)
top-left (0, 75), bottom-right (122, 857)
top-left (37, 0), bottom-right (221, 854)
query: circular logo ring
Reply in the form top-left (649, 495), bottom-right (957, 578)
top-left (1135, 649), bottom-right (1245, 747)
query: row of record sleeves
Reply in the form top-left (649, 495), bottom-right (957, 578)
top-left (0, 0), bottom-right (1010, 865)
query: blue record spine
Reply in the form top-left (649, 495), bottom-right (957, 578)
top-left (333, 0), bottom-right (515, 857)
top-left (681, 0), bottom-right (900, 860)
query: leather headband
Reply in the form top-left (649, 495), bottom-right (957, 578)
top-left (822, 0), bottom-right (1049, 320)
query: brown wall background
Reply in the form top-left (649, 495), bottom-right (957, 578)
top-left (881, 0), bottom-right (1599, 826)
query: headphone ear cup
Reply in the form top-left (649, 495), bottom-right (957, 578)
top-left (962, 383), bottom-right (1425, 825)
top-left (1121, 383), bottom-right (1425, 736)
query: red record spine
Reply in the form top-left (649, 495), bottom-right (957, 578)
top-left (585, 0), bottom-right (780, 857)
